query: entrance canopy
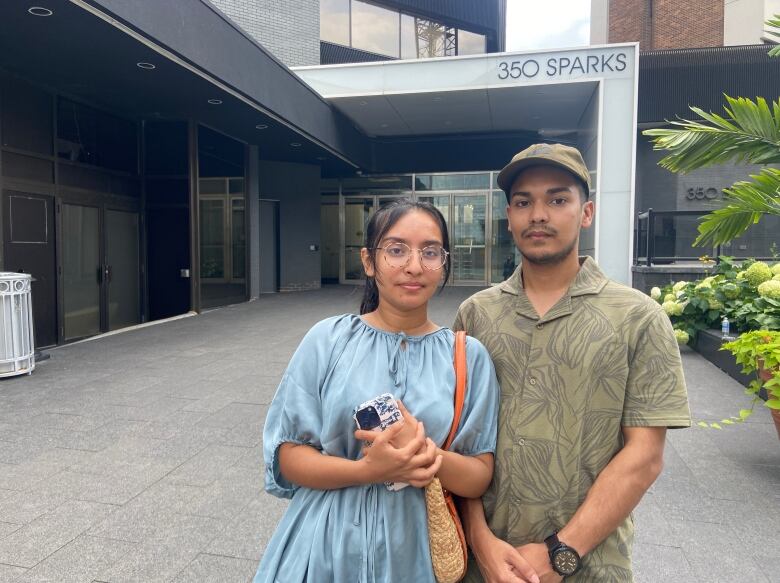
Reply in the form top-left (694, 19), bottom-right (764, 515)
top-left (295, 44), bottom-right (639, 284)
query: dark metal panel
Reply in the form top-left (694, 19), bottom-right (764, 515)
top-left (369, 131), bottom-right (539, 174)
top-left (639, 45), bottom-right (780, 123)
top-left (321, 42), bottom-right (396, 65)
top-left (188, 119), bottom-right (200, 314)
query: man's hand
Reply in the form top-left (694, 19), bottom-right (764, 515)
top-left (515, 543), bottom-right (560, 583)
top-left (471, 529), bottom-right (540, 583)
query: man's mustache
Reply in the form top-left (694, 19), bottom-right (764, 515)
top-left (521, 226), bottom-right (558, 237)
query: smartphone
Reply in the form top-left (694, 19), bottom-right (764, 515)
top-left (353, 393), bottom-right (408, 491)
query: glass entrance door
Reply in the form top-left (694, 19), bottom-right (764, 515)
top-left (62, 204), bottom-right (101, 340)
top-left (105, 209), bottom-right (140, 331)
top-left (342, 195), bottom-right (404, 282)
top-left (62, 204), bottom-right (140, 340)
top-left (452, 194), bottom-right (487, 284)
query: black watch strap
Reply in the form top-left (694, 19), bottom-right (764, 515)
top-left (544, 531), bottom-right (582, 577)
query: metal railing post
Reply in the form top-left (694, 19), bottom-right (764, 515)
top-left (646, 208), bottom-right (654, 266)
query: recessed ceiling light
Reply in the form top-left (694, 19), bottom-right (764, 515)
top-left (28, 7), bottom-right (53, 16)
top-left (316, 156), bottom-right (327, 161)
top-left (433, 96), bottom-right (443, 102)
top-left (532, 115), bottom-right (541, 120)
top-left (380, 123), bottom-right (389, 128)
top-left (444, 120), bottom-right (452, 126)
top-left (359, 101), bottom-right (368, 106)
top-left (207, 98), bottom-right (222, 105)
top-left (136, 62), bottom-right (155, 70)
top-left (290, 142), bottom-right (302, 147)
top-left (255, 124), bottom-right (268, 130)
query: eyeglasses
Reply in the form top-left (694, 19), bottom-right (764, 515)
top-left (374, 242), bottom-right (449, 271)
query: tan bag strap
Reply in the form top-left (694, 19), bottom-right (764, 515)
top-left (443, 331), bottom-right (467, 452)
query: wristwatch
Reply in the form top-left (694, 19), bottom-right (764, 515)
top-left (544, 531), bottom-right (582, 577)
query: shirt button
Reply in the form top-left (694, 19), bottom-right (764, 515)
top-left (529, 378), bottom-right (537, 385)
top-left (536, 323), bottom-right (544, 330)
top-left (518, 438), bottom-right (526, 446)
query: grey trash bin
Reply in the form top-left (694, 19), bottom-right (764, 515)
top-left (0, 272), bottom-right (35, 377)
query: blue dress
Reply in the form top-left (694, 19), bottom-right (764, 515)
top-left (254, 314), bottom-right (500, 583)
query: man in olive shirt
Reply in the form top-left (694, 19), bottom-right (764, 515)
top-left (454, 144), bottom-right (691, 583)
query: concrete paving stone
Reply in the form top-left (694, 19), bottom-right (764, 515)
top-left (0, 523), bottom-right (21, 540)
top-left (86, 482), bottom-right (203, 543)
top-left (13, 534), bottom-right (137, 583)
top-left (200, 403), bottom-right (266, 429)
top-left (667, 518), bottom-right (769, 582)
top-left (0, 563), bottom-right (27, 582)
top-left (98, 514), bottom-right (224, 583)
top-left (667, 428), bottom-right (768, 501)
top-left (26, 414), bottom-right (106, 434)
top-left (0, 462), bottom-right (68, 493)
top-left (171, 553), bottom-right (256, 583)
top-left (233, 446), bottom-right (263, 470)
top-left (184, 465), bottom-right (261, 521)
top-left (0, 441), bottom-right (44, 466)
top-left (50, 421), bottom-right (150, 454)
top-left (632, 542), bottom-right (696, 582)
top-left (167, 444), bottom-right (250, 487)
top-left (181, 393), bottom-right (244, 414)
top-left (213, 421), bottom-right (264, 448)
top-left (0, 500), bottom-right (115, 568)
top-left (104, 397), bottom-right (198, 424)
top-left (633, 493), bottom-right (684, 548)
top-left (206, 497), bottom-right (287, 562)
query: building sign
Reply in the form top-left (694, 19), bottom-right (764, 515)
top-left (497, 51), bottom-right (629, 81)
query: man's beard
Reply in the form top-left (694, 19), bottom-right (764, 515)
top-left (520, 236), bottom-right (578, 266)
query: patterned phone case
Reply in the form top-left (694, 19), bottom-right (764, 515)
top-left (353, 393), bottom-right (409, 491)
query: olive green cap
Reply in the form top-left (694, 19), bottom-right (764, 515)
top-left (497, 143), bottom-right (592, 197)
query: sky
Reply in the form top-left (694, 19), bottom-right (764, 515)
top-left (505, 0), bottom-right (591, 51)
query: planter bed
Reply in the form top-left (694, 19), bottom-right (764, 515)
top-left (692, 329), bottom-right (768, 400)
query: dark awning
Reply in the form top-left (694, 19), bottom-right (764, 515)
top-left (0, 0), bottom-right (371, 173)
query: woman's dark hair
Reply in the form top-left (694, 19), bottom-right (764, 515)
top-left (360, 199), bottom-right (451, 315)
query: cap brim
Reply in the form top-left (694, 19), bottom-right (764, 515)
top-left (497, 157), bottom-right (583, 195)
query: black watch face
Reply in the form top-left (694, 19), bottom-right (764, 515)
top-left (553, 549), bottom-right (580, 576)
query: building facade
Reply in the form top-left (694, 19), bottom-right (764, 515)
top-left (1, 0), bottom-right (527, 348)
top-left (591, 0), bottom-right (780, 291)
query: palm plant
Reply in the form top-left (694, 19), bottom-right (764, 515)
top-left (643, 16), bottom-right (780, 247)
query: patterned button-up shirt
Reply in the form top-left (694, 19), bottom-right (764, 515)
top-left (455, 257), bottom-right (691, 582)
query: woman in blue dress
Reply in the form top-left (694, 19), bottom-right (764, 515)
top-left (254, 199), bottom-right (500, 583)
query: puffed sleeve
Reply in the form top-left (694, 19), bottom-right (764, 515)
top-left (263, 316), bottom-right (348, 498)
top-left (448, 336), bottom-right (499, 456)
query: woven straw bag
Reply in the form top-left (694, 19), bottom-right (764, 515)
top-left (425, 330), bottom-right (468, 583)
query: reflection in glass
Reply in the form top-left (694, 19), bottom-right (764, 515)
top-left (63, 204), bottom-right (100, 339)
top-left (320, 0), bottom-right (350, 45)
top-left (491, 191), bottom-right (520, 283)
top-left (452, 195), bottom-right (486, 282)
top-left (344, 198), bottom-right (374, 280)
top-left (401, 15), bottom-right (455, 58)
top-left (457, 29), bottom-right (486, 55)
top-left (352, 0), bottom-right (400, 57)
top-left (232, 198), bottom-right (246, 280)
top-left (106, 210), bottom-right (140, 331)
top-left (417, 195), bottom-right (450, 231)
top-left (200, 199), bottom-right (225, 279)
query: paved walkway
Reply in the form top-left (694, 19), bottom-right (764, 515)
top-left (0, 286), bottom-right (778, 582)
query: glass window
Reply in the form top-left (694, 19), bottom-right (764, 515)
top-left (457, 29), bottom-right (486, 55)
top-left (351, 1), bottom-right (400, 57)
top-left (428, 173), bottom-right (490, 191)
top-left (321, 0), bottom-right (350, 45)
top-left (402, 16), bottom-right (455, 59)
top-left (491, 191), bottom-right (519, 283)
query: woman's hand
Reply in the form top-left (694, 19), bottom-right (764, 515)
top-left (355, 420), bottom-right (442, 487)
top-left (389, 400), bottom-right (420, 449)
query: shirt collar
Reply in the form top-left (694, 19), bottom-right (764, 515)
top-left (499, 256), bottom-right (609, 298)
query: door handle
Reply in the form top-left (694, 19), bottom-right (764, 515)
top-left (105, 264), bottom-right (112, 284)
